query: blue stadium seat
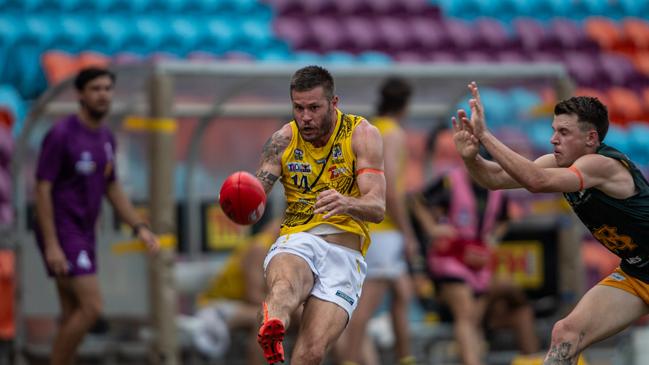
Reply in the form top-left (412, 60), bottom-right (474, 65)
top-left (620, 0), bottom-right (648, 17)
top-left (627, 122), bottom-right (649, 166)
top-left (528, 120), bottom-right (553, 152)
top-left (293, 51), bottom-right (323, 64)
top-left (202, 17), bottom-right (238, 55)
top-left (55, 15), bottom-right (93, 52)
top-left (23, 15), bottom-right (56, 49)
top-left (165, 17), bottom-right (200, 56)
top-left (605, 125), bottom-right (630, 155)
top-left (127, 16), bottom-right (168, 54)
top-left (456, 87), bottom-right (509, 130)
top-left (357, 51), bottom-right (393, 65)
top-left (323, 51), bottom-right (357, 65)
top-left (508, 87), bottom-right (542, 120)
top-left (438, 0), bottom-right (481, 19)
top-left (257, 49), bottom-right (295, 63)
top-left (94, 16), bottom-right (134, 54)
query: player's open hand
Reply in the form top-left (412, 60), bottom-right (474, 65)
top-left (138, 227), bottom-right (160, 254)
top-left (452, 109), bottom-right (480, 160)
top-left (314, 189), bottom-right (350, 219)
top-left (467, 81), bottom-right (488, 139)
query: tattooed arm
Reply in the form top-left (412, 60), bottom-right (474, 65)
top-left (255, 123), bottom-right (292, 194)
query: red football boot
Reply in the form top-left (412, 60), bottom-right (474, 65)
top-left (257, 302), bottom-right (285, 364)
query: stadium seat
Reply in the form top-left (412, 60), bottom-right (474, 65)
top-left (77, 51), bottom-right (110, 70)
top-left (604, 125), bottom-right (629, 153)
top-left (41, 51), bottom-right (78, 85)
top-left (203, 17), bottom-right (238, 55)
top-left (112, 52), bottom-right (144, 65)
top-left (585, 17), bottom-right (627, 52)
top-left (56, 15), bottom-right (93, 52)
top-left (239, 19), bottom-right (282, 56)
top-left (598, 53), bottom-right (638, 88)
top-left (309, 16), bottom-right (350, 52)
top-left (508, 87), bottom-right (542, 120)
top-left (375, 17), bottom-right (413, 53)
top-left (323, 51), bottom-right (357, 65)
top-left (462, 50), bottom-right (494, 63)
top-left (564, 51), bottom-right (601, 88)
top-left (393, 51), bottom-right (427, 63)
top-left (574, 87), bottom-right (610, 107)
top-left (427, 50), bottom-right (461, 63)
top-left (165, 17), bottom-right (200, 56)
top-left (293, 51), bottom-right (323, 64)
top-left (633, 51), bottom-right (649, 77)
top-left (474, 18), bottom-right (513, 51)
top-left (444, 18), bottom-right (478, 52)
top-left (128, 16), bottom-right (168, 54)
top-left (620, 0), bottom-right (649, 17)
top-left (95, 16), bottom-right (133, 54)
top-left (626, 121), bottom-right (649, 166)
top-left (513, 17), bottom-right (557, 52)
top-left (267, 0), bottom-right (306, 17)
top-left (437, 0), bottom-right (481, 20)
top-left (409, 17), bottom-right (450, 52)
top-left (606, 87), bottom-right (644, 125)
top-left (273, 17), bottom-right (312, 50)
top-left (356, 51), bottom-right (392, 64)
top-left (346, 17), bottom-right (381, 53)
top-left (622, 18), bottom-right (649, 51)
top-left (257, 49), bottom-right (294, 63)
top-left (496, 50), bottom-right (528, 63)
top-left (549, 18), bottom-right (598, 52)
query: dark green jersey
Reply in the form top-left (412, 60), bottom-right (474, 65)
top-left (563, 144), bottom-right (649, 282)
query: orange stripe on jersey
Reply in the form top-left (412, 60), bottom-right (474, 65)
top-left (568, 165), bottom-right (584, 191)
top-left (357, 168), bottom-right (384, 176)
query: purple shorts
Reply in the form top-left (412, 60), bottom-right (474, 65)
top-left (36, 230), bottom-right (97, 277)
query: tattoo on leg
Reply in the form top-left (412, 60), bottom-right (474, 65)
top-left (256, 170), bottom-right (279, 192)
top-left (544, 331), bottom-right (585, 365)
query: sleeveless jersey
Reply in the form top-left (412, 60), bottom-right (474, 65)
top-left (197, 231), bottom-right (276, 305)
top-left (563, 144), bottom-right (649, 282)
top-left (279, 109), bottom-right (372, 254)
top-left (369, 116), bottom-right (405, 232)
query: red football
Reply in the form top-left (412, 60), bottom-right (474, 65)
top-left (219, 171), bottom-right (267, 225)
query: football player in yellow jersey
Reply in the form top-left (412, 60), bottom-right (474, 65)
top-left (254, 65), bottom-right (386, 364)
top-left (338, 77), bottom-right (420, 365)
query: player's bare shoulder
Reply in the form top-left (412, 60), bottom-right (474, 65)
top-left (260, 123), bottom-right (293, 164)
top-left (352, 119), bottom-right (383, 149)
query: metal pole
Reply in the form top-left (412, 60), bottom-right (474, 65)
top-left (147, 73), bottom-right (179, 364)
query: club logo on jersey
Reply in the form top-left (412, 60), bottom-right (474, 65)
top-left (287, 162), bottom-right (312, 173)
top-left (75, 151), bottom-right (96, 175)
top-left (332, 144), bottom-right (343, 162)
top-left (294, 148), bottom-right (303, 161)
top-left (609, 272), bottom-right (625, 281)
top-left (76, 250), bottom-right (92, 270)
top-left (328, 165), bottom-right (347, 179)
top-left (593, 225), bottom-right (638, 253)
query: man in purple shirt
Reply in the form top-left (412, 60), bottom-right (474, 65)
top-left (35, 67), bottom-right (159, 365)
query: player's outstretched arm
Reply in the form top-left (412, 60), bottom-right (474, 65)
top-left (314, 120), bottom-right (386, 222)
top-left (452, 109), bottom-right (523, 190)
top-left (255, 124), bottom-right (292, 194)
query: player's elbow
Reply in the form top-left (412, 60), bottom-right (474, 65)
top-left (367, 203), bottom-right (385, 223)
top-left (525, 176), bottom-right (550, 193)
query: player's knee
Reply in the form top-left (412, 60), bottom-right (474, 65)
top-left (270, 278), bottom-right (298, 299)
top-left (551, 317), bottom-right (580, 344)
top-left (79, 298), bottom-right (102, 323)
top-left (295, 340), bottom-right (327, 364)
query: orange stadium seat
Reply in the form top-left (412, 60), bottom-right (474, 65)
top-left (606, 87), bottom-right (644, 125)
top-left (632, 51), bottom-right (649, 76)
top-left (41, 51), bottom-right (78, 84)
top-left (574, 87), bottom-right (610, 106)
top-left (77, 51), bottom-right (110, 69)
top-left (585, 17), bottom-right (629, 53)
top-left (622, 18), bottom-right (649, 51)
top-left (640, 88), bottom-right (649, 121)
